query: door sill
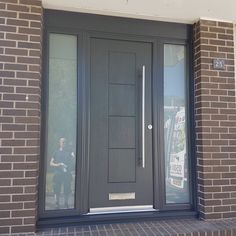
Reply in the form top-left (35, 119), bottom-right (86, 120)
top-left (37, 210), bottom-right (198, 229)
top-left (89, 205), bottom-right (157, 214)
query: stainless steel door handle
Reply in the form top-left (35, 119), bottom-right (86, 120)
top-left (142, 65), bottom-right (145, 168)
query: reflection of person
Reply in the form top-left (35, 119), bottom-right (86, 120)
top-left (50, 138), bottom-right (75, 209)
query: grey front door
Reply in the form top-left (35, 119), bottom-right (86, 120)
top-left (89, 38), bottom-right (153, 209)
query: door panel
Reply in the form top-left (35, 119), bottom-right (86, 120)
top-left (89, 38), bottom-right (153, 209)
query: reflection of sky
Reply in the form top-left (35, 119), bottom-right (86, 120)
top-left (164, 59), bottom-right (185, 98)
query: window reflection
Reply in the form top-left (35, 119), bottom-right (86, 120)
top-left (49, 138), bottom-right (75, 209)
top-left (45, 34), bottom-right (77, 210)
top-left (164, 44), bottom-right (189, 204)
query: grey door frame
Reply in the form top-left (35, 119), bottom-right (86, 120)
top-left (89, 37), bottom-right (154, 210)
top-left (82, 32), bottom-right (158, 215)
top-left (39, 9), bottom-right (196, 220)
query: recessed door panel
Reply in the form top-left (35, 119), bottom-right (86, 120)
top-left (109, 84), bottom-right (135, 116)
top-left (90, 38), bottom-right (153, 208)
top-left (108, 149), bottom-right (136, 183)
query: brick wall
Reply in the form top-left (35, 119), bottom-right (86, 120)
top-left (194, 19), bottom-right (236, 219)
top-left (0, 2), bottom-right (236, 234)
top-left (0, 0), bottom-right (42, 234)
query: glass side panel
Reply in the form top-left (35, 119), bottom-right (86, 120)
top-left (45, 33), bottom-right (77, 210)
top-left (164, 44), bottom-right (190, 204)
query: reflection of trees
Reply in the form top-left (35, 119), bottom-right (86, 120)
top-left (164, 96), bottom-right (186, 179)
top-left (47, 59), bottom-right (77, 166)
top-left (175, 127), bottom-right (185, 153)
top-left (164, 96), bottom-right (184, 108)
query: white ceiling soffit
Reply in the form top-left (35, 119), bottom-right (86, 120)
top-left (42, 0), bottom-right (235, 24)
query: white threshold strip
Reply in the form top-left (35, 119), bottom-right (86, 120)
top-left (89, 205), bottom-right (157, 214)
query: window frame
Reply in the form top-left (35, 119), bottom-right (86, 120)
top-left (39, 29), bottom-right (85, 218)
top-left (155, 38), bottom-right (196, 211)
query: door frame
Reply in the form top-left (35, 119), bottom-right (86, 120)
top-left (89, 37), bottom-right (154, 210)
top-left (38, 9), bottom-right (196, 222)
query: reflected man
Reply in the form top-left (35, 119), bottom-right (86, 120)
top-left (50, 138), bottom-right (75, 209)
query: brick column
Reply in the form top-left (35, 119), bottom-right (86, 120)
top-left (0, 0), bottom-right (42, 234)
top-left (194, 19), bottom-right (236, 219)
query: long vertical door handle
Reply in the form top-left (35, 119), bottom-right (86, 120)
top-left (142, 65), bottom-right (145, 168)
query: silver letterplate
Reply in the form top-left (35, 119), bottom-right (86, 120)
top-left (109, 192), bottom-right (135, 200)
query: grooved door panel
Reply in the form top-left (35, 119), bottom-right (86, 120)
top-left (90, 38), bottom-right (153, 208)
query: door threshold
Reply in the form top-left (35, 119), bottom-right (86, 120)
top-left (89, 205), bottom-right (157, 214)
top-left (37, 210), bottom-right (198, 229)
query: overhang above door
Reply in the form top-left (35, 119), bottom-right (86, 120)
top-left (42, 0), bottom-right (235, 24)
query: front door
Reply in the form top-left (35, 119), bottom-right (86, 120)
top-left (89, 38), bottom-right (153, 210)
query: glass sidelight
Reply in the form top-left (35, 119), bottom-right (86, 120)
top-left (45, 34), bottom-right (77, 210)
top-left (163, 44), bottom-right (190, 204)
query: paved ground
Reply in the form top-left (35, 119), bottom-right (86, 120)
top-left (32, 218), bottom-right (236, 236)
top-left (2, 218), bottom-right (236, 235)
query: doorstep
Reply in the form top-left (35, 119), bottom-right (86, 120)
top-left (33, 218), bottom-right (236, 236)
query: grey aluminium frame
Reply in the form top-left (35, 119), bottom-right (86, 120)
top-left (156, 37), bottom-right (196, 211)
top-left (38, 9), bottom-right (196, 223)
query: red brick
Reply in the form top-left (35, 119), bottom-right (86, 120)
top-left (218, 34), bottom-right (234, 40)
top-left (0, 55), bottom-right (15, 62)
top-left (4, 63), bottom-right (27, 70)
top-left (0, 203), bottom-right (22, 210)
top-left (3, 108), bottom-right (26, 116)
top-left (0, 39), bottom-right (16, 47)
top-left (4, 78), bottom-right (27, 86)
top-left (0, 227), bottom-right (9, 234)
top-left (11, 225), bottom-right (35, 234)
top-left (18, 41), bottom-right (40, 50)
top-left (1, 139), bottom-right (25, 146)
top-left (6, 32), bottom-right (28, 41)
top-left (194, 20), bottom-right (236, 220)
top-left (19, 0), bottom-right (41, 6)
top-left (0, 187), bottom-right (23, 194)
top-left (1, 155), bottom-right (25, 163)
top-left (0, 25), bottom-right (16, 32)
top-left (0, 10), bottom-right (17, 18)
top-left (7, 3), bottom-right (29, 12)
top-left (0, 70), bottom-right (15, 77)
top-left (2, 124), bottom-right (25, 131)
top-left (0, 1), bottom-right (42, 233)
top-left (12, 209), bottom-right (35, 217)
top-left (12, 194), bottom-right (36, 202)
top-left (19, 12), bottom-right (41, 21)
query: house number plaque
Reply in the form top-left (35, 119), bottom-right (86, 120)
top-left (213, 58), bottom-right (225, 70)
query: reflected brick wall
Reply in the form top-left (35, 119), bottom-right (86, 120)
top-left (194, 19), bottom-right (236, 219)
top-left (0, 0), bottom-right (42, 233)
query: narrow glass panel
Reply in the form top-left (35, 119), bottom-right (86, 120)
top-left (45, 34), bottom-right (77, 210)
top-left (164, 44), bottom-right (189, 204)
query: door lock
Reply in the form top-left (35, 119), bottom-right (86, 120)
top-left (147, 124), bottom-right (153, 130)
